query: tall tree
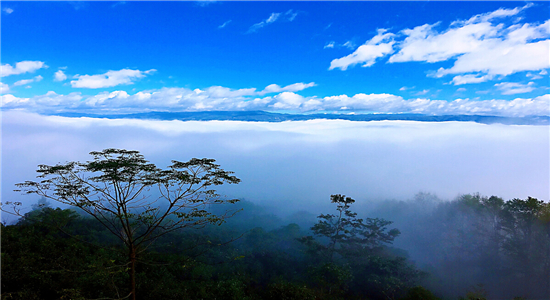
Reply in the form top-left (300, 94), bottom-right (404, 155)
top-left (14, 148), bottom-right (241, 300)
top-left (301, 194), bottom-right (413, 298)
top-left (309, 194), bottom-right (400, 262)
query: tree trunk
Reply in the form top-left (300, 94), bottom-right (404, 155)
top-left (129, 245), bottom-right (137, 300)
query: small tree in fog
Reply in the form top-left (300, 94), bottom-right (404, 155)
top-left (15, 148), bottom-right (241, 300)
top-left (309, 194), bottom-right (400, 261)
top-left (300, 194), bottom-right (410, 297)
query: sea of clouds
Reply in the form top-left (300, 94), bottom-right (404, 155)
top-left (2, 110), bottom-right (548, 215)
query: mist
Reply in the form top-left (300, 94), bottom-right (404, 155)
top-left (3, 110), bottom-right (548, 214)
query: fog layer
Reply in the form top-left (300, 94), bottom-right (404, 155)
top-left (2, 111), bottom-right (548, 214)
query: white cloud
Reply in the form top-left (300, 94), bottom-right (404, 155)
top-left (329, 29), bottom-right (395, 70)
top-left (54, 70), bottom-right (68, 82)
top-left (460, 3), bottom-right (532, 25)
top-left (13, 75), bottom-right (43, 87)
top-left (271, 92), bottom-right (306, 109)
top-left (332, 4), bottom-right (548, 84)
top-left (0, 82), bottom-right (10, 94)
top-left (389, 22), bottom-right (493, 63)
top-left (433, 38), bottom-right (549, 79)
top-left (203, 86), bottom-right (257, 98)
top-left (1, 61), bottom-right (47, 77)
top-left (259, 82), bottom-right (316, 95)
top-left (2, 81), bottom-right (548, 117)
top-left (13, 79), bottom-right (33, 87)
top-left (308, 93), bottom-right (550, 116)
top-left (450, 74), bottom-right (496, 85)
top-left (456, 88), bottom-right (467, 92)
top-left (526, 73), bottom-right (542, 80)
top-left (495, 82), bottom-right (536, 95)
top-left (1, 94), bottom-right (29, 105)
top-left (527, 69), bottom-right (549, 79)
top-left (387, 5), bottom-right (549, 83)
top-left (318, 93), bottom-right (405, 112)
top-left (70, 69), bottom-right (156, 88)
top-left (3, 7), bottom-right (14, 14)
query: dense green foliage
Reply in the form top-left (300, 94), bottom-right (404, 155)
top-left (2, 193), bottom-right (549, 300)
top-left (369, 193), bottom-right (550, 300)
top-left (10, 149), bottom-right (241, 300)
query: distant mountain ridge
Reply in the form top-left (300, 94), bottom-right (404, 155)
top-left (54, 111), bottom-right (550, 125)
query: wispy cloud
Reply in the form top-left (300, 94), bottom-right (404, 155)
top-left (329, 29), bottom-right (395, 70)
top-left (13, 75), bottom-right (43, 87)
top-left (414, 89), bottom-right (430, 96)
top-left (526, 69), bottom-right (547, 80)
top-left (218, 20), bottom-right (231, 29)
top-left (3, 7), bottom-right (14, 14)
top-left (342, 41), bottom-right (356, 49)
top-left (1, 61), bottom-right (47, 77)
top-left (247, 12), bottom-right (281, 33)
top-left (285, 9), bottom-right (298, 22)
top-left (324, 41), bottom-right (335, 49)
top-left (247, 10), bottom-right (298, 33)
top-left (450, 74), bottom-right (495, 85)
top-left (70, 69), bottom-right (156, 89)
top-left (324, 40), bottom-right (359, 50)
top-left (495, 82), bottom-right (536, 95)
top-left (258, 82), bottom-right (316, 95)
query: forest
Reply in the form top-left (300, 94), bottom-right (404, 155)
top-left (1, 149), bottom-right (549, 300)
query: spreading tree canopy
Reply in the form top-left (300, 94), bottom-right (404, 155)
top-left (14, 148), bottom-right (241, 300)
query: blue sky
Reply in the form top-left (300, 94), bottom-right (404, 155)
top-left (1, 1), bottom-right (549, 214)
top-left (1, 1), bottom-right (549, 115)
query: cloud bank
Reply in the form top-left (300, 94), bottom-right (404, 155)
top-left (2, 86), bottom-right (548, 117)
top-left (3, 111), bottom-right (548, 213)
